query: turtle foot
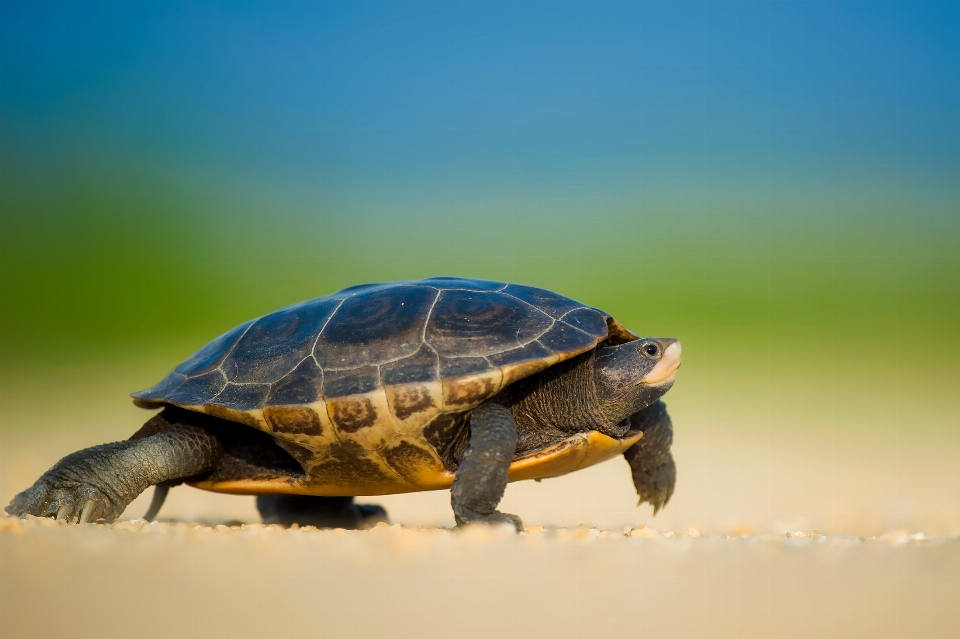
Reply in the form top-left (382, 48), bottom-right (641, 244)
top-left (634, 457), bottom-right (676, 515)
top-left (5, 478), bottom-right (122, 524)
top-left (455, 510), bottom-right (523, 533)
top-left (256, 495), bottom-right (389, 529)
top-left (355, 503), bottom-right (389, 529)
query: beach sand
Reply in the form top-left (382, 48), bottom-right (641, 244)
top-left (2, 514), bottom-right (958, 639)
top-left (2, 378), bottom-right (958, 639)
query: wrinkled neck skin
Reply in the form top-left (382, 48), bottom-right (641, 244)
top-left (498, 344), bottom-right (671, 443)
top-left (496, 352), bottom-right (612, 442)
top-left (593, 343), bottom-right (673, 427)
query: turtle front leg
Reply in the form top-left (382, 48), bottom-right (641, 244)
top-left (623, 400), bottom-right (676, 515)
top-left (5, 424), bottom-right (223, 523)
top-left (451, 402), bottom-right (522, 532)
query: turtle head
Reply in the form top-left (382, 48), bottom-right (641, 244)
top-left (593, 338), bottom-right (682, 426)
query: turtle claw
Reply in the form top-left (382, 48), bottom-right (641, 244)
top-left (488, 512), bottom-right (524, 533)
top-left (79, 500), bottom-right (96, 524)
top-left (636, 475), bottom-right (673, 517)
top-left (456, 510), bottom-right (524, 533)
top-left (649, 494), bottom-right (669, 517)
top-left (5, 478), bottom-right (120, 524)
top-left (631, 455), bottom-right (676, 517)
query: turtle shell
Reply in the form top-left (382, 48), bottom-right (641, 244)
top-left (133, 277), bottom-right (639, 495)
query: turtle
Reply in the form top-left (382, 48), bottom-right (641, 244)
top-left (6, 277), bottom-right (681, 531)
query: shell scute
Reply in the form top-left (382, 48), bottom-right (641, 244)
top-left (314, 285), bottom-right (435, 368)
top-left (487, 340), bottom-right (554, 368)
top-left (306, 447), bottom-right (400, 494)
top-left (327, 395), bottom-right (379, 434)
top-left (221, 299), bottom-right (337, 384)
top-left (173, 320), bottom-right (254, 377)
top-left (201, 404), bottom-right (263, 430)
top-left (560, 307), bottom-right (610, 339)
top-left (323, 365), bottom-right (379, 398)
top-left (215, 382), bottom-right (271, 410)
top-left (438, 356), bottom-right (494, 379)
top-left (425, 289), bottom-right (553, 357)
top-left (537, 320), bottom-right (601, 354)
top-left (264, 405), bottom-right (324, 436)
top-left (442, 368), bottom-right (503, 410)
top-left (501, 283), bottom-right (586, 319)
top-left (492, 342), bottom-right (560, 388)
top-left (385, 383), bottom-right (441, 422)
top-left (380, 345), bottom-right (439, 386)
top-left (165, 370), bottom-right (227, 405)
top-left (132, 372), bottom-right (186, 407)
top-left (380, 439), bottom-right (447, 486)
top-left (266, 358), bottom-right (324, 406)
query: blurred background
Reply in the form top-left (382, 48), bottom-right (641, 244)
top-left (1, 0), bottom-right (958, 534)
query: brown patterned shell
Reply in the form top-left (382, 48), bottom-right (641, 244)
top-left (132, 277), bottom-right (638, 495)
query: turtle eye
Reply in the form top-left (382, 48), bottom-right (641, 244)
top-left (640, 342), bottom-right (661, 359)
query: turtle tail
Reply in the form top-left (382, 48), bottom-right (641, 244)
top-left (143, 483), bottom-right (170, 522)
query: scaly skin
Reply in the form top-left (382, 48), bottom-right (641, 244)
top-left (451, 402), bottom-right (523, 532)
top-left (5, 424), bottom-right (223, 523)
top-left (623, 401), bottom-right (676, 514)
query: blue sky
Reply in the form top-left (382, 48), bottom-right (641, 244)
top-left (3, 0), bottom-right (958, 208)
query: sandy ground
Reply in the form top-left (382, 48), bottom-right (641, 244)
top-left (2, 375), bottom-right (959, 639)
top-left (3, 445), bottom-right (959, 639)
top-left (2, 516), bottom-right (958, 639)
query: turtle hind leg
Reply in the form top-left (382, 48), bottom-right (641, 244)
top-left (256, 495), bottom-right (388, 529)
top-left (4, 423), bottom-right (223, 524)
